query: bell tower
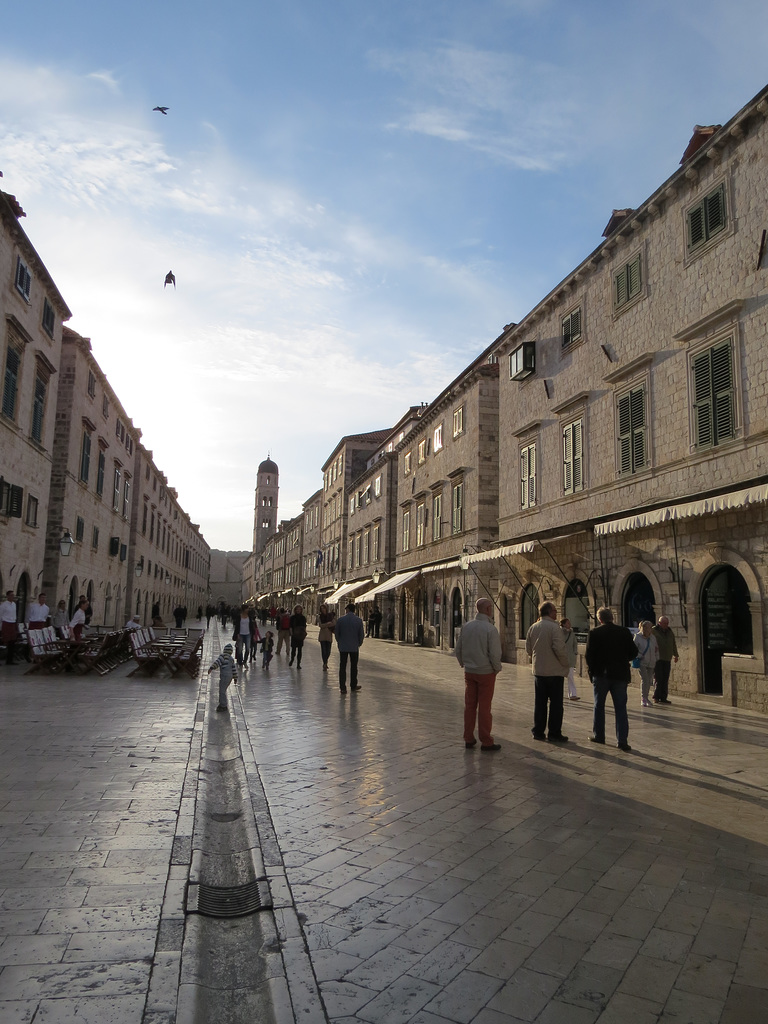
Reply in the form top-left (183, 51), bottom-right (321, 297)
top-left (252, 456), bottom-right (279, 555)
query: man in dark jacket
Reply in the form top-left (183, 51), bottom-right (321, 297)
top-left (335, 602), bottom-right (365, 693)
top-left (585, 607), bottom-right (638, 752)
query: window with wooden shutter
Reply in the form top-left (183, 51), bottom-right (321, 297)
top-left (14, 257), bottom-right (31, 301)
top-left (562, 308), bottom-right (582, 348)
top-left (687, 184), bottom-right (727, 253)
top-left (80, 431), bottom-right (91, 483)
top-left (520, 443), bottom-right (536, 508)
top-left (2, 347), bottom-right (20, 419)
top-left (30, 376), bottom-right (46, 443)
top-left (617, 387), bottom-right (646, 474)
top-left (563, 419), bottom-right (583, 494)
top-left (452, 482), bottom-right (463, 534)
top-left (402, 509), bottom-right (411, 550)
top-left (692, 341), bottom-right (734, 448)
top-left (613, 254), bottom-right (642, 310)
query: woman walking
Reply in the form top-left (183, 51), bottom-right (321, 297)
top-left (288, 605), bottom-right (308, 668)
top-left (634, 620), bottom-right (659, 707)
top-left (317, 604), bottom-right (336, 672)
top-left (560, 617), bottom-right (580, 700)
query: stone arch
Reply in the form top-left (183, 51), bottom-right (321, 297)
top-left (612, 559), bottom-right (664, 623)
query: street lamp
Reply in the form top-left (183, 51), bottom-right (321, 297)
top-left (135, 559), bottom-right (143, 578)
top-left (59, 529), bottom-right (74, 556)
top-left (165, 571), bottom-right (171, 585)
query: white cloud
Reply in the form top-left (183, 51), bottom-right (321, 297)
top-left (372, 44), bottom-right (579, 170)
top-left (0, 58), bottom-right (509, 547)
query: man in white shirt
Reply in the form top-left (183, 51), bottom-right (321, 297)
top-left (27, 593), bottom-right (51, 630)
top-left (455, 598), bottom-right (503, 752)
top-left (70, 598), bottom-right (88, 642)
top-left (1, 590), bottom-right (20, 664)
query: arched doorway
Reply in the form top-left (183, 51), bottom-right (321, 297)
top-left (104, 583), bottom-right (112, 626)
top-left (432, 587), bottom-right (442, 648)
top-left (86, 580), bottom-right (94, 624)
top-left (564, 579), bottom-right (590, 638)
top-left (451, 587), bottom-right (462, 647)
top-left (398, 590), bottom-right (407, 642)
top-left (521, 584), bottom-right (538, 639)
top-left (68, 577), bottom-right (79, 619)
top-left (114, 586), bottom-right (122, 630)
top-left (15, 572), bottom-right (30, 623)
top-left (622, 572), bottom-right (655, 629)
top-left (701, 565), bottom-right (753, 695)
top-left (414, 588), bottom-right (425, 645)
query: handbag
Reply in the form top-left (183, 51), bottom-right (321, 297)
top-left (632, 637), bottom-right (650, 669)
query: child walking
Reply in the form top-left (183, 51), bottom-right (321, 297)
top-left (208, 643), bottom-right (238, 712)
top-left (262, 631), bottom-right (274, 670)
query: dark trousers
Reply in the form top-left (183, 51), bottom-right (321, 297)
top-left (653, 660), bottom-right (672, 701)
top-left (592, 675), bottom-right (629, 745)
top-left (289, 638), bottom-right (303, 666)
top-left (339, 651), bottom-right (359, 689)
top-left (320, 640), bottom-right (331, 666)
top-left (533, 676), bottom-right (565, 738)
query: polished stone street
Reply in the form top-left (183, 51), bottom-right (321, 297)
top-left (1, 623), bottom-right (766, 1023)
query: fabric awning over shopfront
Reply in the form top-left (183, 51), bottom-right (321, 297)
top-left (421, 559), bottom-right (461, 573)
top-left (465, 541), bottom-right (535, 564)
top-left (326, 578), bottom-right (373, 604)
top-left (364, 569), bottom-right (421, 599)
top-left (594, 483), bottom-right (768, 537)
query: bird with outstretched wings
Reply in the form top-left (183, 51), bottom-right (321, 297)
top-left (153, 106), bottom-right (169, 115)
top-left (164, 271), bottom-right (176, 289)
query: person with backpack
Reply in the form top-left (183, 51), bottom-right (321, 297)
top-left (276, 608), bottom-right (291, 655)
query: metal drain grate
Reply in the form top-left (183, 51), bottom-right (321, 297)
top-left (186, 879), bottom-right (272, 918)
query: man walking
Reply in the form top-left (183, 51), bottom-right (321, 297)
top-left (335, 602), bottom-right (364, 693)
top-left (585, 607), bottom-right (638, 752)
top-left (526, 601), bottom-right (570, 743)
top-left (652, 615), bottom-right (679, 705)
top-left (455, 598), bottom-right (503, 751)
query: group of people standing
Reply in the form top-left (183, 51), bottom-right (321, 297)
top-left (1, 590), bottom-right (94, 663)
top-left (456, 598), bottom-right (679, 754)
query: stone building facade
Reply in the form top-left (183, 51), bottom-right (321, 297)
top-left (0, 191), bottom-right (71, 617)
top-left (125, 444), bottom-right (210, 626)
top-left (42, 329), bottom-right (141, 625)
top-left (1, 190), bottom-right (209, 629)
top-left (482, 83), bottom-right (768, 711)
top-left (391, 358), bottom-right (500, 648)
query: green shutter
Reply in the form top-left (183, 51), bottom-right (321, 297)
top-left (618, 393), bottom-right (632, 474)
top-left (3, 348), bottom-right (19, 419)
top-left (563, 425), bottom-right (573, 493)
top-left (688, 202), bottom-right (705, 249)
top-left (692, 350), bottom-right (714, 447)
top-left (614, 267), bottom-right (628, 308)
top-left (572, 420), bottom-right (583, 490)
top-left (628, 255), bottom-right (642, 298)
top-left (705, 185), bottom-right (726, 238)
top-left (711, 341), bottom-right (734, 443)
top-left (630, 387), bottom-right (646, 469)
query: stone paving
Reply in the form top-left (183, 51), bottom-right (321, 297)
top-left (0, 623), bottom-right (767, 1023)
top-left (0, 640), bottom-right (206, 1024)
top-left (234, 629), bottom-right (768, 1024)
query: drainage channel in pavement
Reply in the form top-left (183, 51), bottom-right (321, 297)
top-left (173, 651), bottom-right (276, 1024)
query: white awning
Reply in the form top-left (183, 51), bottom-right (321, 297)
top-left (467, 541), bottom-right (535, 564)
top-left (595, 484), bottom-right (768, 537)
top-left (421, 559), bottom-right (461, 573)
top-left (365, 569), bottom-right (421, 598)
top-left (326, 578), bottom-right (373, 604)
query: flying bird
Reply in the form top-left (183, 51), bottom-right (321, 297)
top-left (164, 271), bottom-right (176, 289)
top-left (153, 106), bottom-right (169, 115)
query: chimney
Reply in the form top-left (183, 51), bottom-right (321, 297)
top-left (680, 124), bottom-right (721, 164)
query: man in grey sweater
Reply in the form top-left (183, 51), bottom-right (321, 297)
top-left (455, 598), bottom-right (503, 751)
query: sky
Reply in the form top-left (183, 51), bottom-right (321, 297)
top-left (2, 0), bottom-right (767, 550)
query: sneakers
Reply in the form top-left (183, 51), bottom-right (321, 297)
top-left (641, 698), bottom-right (652, 707)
